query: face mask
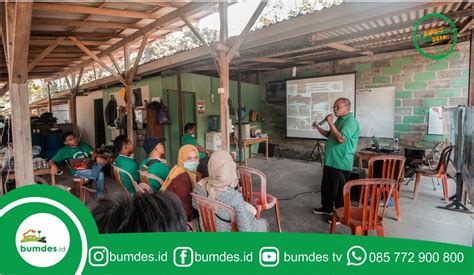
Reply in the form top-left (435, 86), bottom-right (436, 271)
top-left (184, 161), bottom-right (199, 172)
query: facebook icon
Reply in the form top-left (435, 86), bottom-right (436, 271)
top-left (173, 247), bottom-right (193, 267)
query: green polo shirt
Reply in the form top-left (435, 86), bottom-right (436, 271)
top-left (139, 158), bottom-right (170, 192)
top-left (324, 113), bottom-right (359, 171)
top-left (113, 155), bottom-right (140, 196)
top-left (51, 143), bottom-right (93, 173)
top-left (181, 134), bottom-right (206, 159)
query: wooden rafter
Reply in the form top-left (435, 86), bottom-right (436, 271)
top-left (69, 36), bottom-right (127, 85)
top-left (123, 44), bottom-right (130, 77)
top-left (63, 2), bottom-right (213, 77)
top-left (33, 2), bottom-right (165, 20)
top-left (225, 1), bottom-right (267, 62)
top-left (30, 39), bottom-right (114, 46)
top-left (31, 31), bottom-right (127, 39)
top-left (28, 37), bottom-right (65, 71)
top-left (181, 16), bottom-right (218, 59)
top-left (128, 35), bottom-right (149, 83)
top-left (32, 18), bottom-right (143, 30)
top-left (108, 54), bottom-right (122, 74)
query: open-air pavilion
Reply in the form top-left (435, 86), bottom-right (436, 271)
top-left (0, 1), bottom-right (472, 244)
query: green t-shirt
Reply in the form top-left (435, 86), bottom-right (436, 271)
top-left (51, 143), bottom-right (93, 173)
top-left (139, 158), bottom-right (170, 192)
top-left (181, 134), bottom-right (206, 159)
top-left (113, 155), bottom-right (140, 196)
top-left (324, 113), bottom-right (360, 171)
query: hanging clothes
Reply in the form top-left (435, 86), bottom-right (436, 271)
top-left (104, 95), bottom-right (117, 127)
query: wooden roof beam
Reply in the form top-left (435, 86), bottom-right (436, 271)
top-left (69, 36), bottom-right (127, 86)
top-left (30, 39), bottom-right (114, 46)
top-left (32, 18), bottom-right (143, 30)
top-left (28, 37), bottom-right (65, 72)
top-left (226, 1), bottom-right (267, 62)
top-left (33, 2), bottom-right (165, 20)
top-left (128, 35), bottom-right (148, 83)
top-left (181, 16), bottom-right (218, 60)
top-left (31, 31), bottom-right (127, 39)
top-left (61, 2), bottom-right (213, 78)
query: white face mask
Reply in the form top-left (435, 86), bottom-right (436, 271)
top-left (184, 161), bottom-right (199, 172)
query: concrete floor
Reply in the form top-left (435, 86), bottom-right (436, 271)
top-left (246, 156), bottom-right (472, 246)
top-left (52, 156), bottom-right (472, 246)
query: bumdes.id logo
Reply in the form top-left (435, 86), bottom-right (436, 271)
top-left (16, 213), bottom-right (70, 268)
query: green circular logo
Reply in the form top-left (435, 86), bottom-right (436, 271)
top-left (412, 13), bottom-right (458, 60)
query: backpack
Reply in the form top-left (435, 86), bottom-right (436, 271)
top-left (157, 103), bottom-right (171, 125)
top-left (140, 159), bottom-right (161, 172)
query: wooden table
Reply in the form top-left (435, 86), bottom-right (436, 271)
top-left (233, 137), bottom-right (269, 165)
top-left (0, 167), bottom-right (56, 195)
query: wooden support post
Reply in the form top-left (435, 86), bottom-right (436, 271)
top-left (219, 2), bottom-right (230, 152)
top-left (6, 2), bottom-right (35, 186)
top-left (469, 29), bottom-right (473, 107)
top-left (10, 83), bottom-right (35, 185)
top-left (47, 81), bottom-right (52, 113)
top-left (237, 70), bottom-right (243, 165)
top-left (177, 71), bottom-right (183, 139)
top-left (67, 67), bottom-right (83, 135)
top-left (125, 84), bottom-right (134, 142)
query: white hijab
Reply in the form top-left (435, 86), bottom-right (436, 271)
top-left (198, 150), bottom-right (238, 200)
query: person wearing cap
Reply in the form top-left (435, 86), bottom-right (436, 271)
top-left (140, 137), bottom-right (170, 192)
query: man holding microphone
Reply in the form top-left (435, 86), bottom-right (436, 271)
top-left (312, 98), bottom-right (360, 217)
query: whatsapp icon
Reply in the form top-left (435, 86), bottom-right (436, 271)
top-left (346, 246), bottom-right (367, 266)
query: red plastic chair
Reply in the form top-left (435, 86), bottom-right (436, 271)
top-left (330, 179), bottom-right (396, 236)
top-left (236, 166), bottom-right (282, 232)
top-left (191, 193), bottom-right (238, 232)
top-left (111, 165), bottom-right (142, 197)
top-left (368, 155), bottom-right (406, 221)
top-left (413, 145), bottom-right (454, 201)
top-left (139, 170), bottom-right (164, 187)
top-left (72, 177), bottom-right (96, 204)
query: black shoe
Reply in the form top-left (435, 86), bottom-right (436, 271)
top-left (312, 207), bottom-right (332, 215)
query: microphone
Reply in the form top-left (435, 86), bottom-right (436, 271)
top-left (318, 118), bottom-right (327, 125)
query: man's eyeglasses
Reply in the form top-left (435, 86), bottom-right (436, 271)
top-left (332, 104), bottom-right (348, 111)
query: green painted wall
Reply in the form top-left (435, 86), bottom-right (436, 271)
top-left (102, 73), bottom-right (262, 166)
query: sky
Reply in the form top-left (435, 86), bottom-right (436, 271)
top-left (198, 0), bottom-right (342, 37)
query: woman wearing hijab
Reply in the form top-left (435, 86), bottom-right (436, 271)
top-left (161, 144), bottom-right (199, 223)
top-left (193, 150), bottom-right (268, 232)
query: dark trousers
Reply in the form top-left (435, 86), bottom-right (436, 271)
top-left (320, 165), bottom-right (350, 210)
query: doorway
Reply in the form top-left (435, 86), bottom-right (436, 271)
top-left (163, 89), bottom-right (196, 165)
top-left (94, 98), bottom-right (106, 148)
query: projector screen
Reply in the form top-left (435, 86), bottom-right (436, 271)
top-left (286, 73), bottom-right (356, 139)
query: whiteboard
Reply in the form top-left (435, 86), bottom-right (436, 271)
top-left (286, 73), bottom-right (356, 139)
top-left (356, 87), bottom-right (395, 138)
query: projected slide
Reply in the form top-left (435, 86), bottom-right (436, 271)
top-left (286, 73), bottom-right (356, 139)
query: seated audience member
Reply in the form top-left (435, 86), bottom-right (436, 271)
top-left (181, 123), bottom-right (210, 177)
top-left (161, 145), bottom-right (199, 223)
top-left (49, 131), bottom-right (107, 198)
top-left (112, 135), bottom-right (151, 196)
top-left (92, 191), bottom-right (188, 233)
top-left (193, 150), bottom-right (268, 232)
top-left (140, 137), bottom-right (170, 192)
